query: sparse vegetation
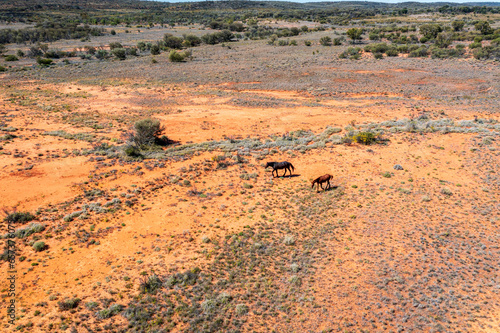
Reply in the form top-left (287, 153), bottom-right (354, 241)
top-left (1, 2), bottom-right (499, 332)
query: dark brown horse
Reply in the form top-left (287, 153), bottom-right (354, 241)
top-left (312, 174), bottom-right (333, 192)
top-left (265, 161), bottom-right (295, 178)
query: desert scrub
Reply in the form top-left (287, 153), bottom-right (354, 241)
top-left (43, 131), bottom-right (95, 143)
top-left (63, 210), bottom-right (84, 222)
top-left (351, 131), bottom-right (377, 145)
top-left (441, 188), bottom-right (453, 196)
top-left (127, 118), bottom-right (169, 148)
top-left (169, 50), bottom-right (192, 62)
top-left (58, 298), bottom-right (80, 311)
top-left (36, 57), bottom-right (53, 66)
top-left (85, 302), bottom-right (99, 310)
top-left (33, 241), bottom-right (46, 252)
top-left (96, 304), bottom-right (124, 319)
top-left (11, 223), bottom-right (45, 238)
top-left (4, 211), bottom-right (35, 224)
top-left (139, 273), bottom-right (162, 294)
top-left (235, 304), bottom-right (249, 316)
top-left (339, 47), bottom-right (361, 60)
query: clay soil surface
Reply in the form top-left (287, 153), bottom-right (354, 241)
top-left (0, 25), bottom-right (499, 333)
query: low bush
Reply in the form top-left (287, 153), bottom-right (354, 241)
top-left (469, 42), bottom-right (482, 49)
top-left (58, 298), bottom-right (81, 311)
top-left (36, 57), bottom-right (53, 66)
top-left (4, 211), bottom-right (35, 224)
top-left (33, 241), bottom-right (46, 252)
top-left (339, 47), bottom-right (361, 59)
top-left (319, 36), bottom-right (332, 46)
top-left (352, 131), bottom-right (377, 144)
top-left (5, 55), bottom-right (18, 61)
top-left (139, 273), bottom-right (162, 294)
top-left (97, 304), bottom-right (124, 319)
top-left (409, 46), bottom-right (429, 58)
top-left (168, 50), bottom-right (191, 62)
top-left (129, 118), bottom-right (165, 147)
top-left (112, 48), bottom-right (127, 60)
top-left (14, 223), bottom-right (45, 238)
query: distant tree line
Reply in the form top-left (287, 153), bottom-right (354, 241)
top-left (0, 21), bottom-right (104, 44)
top-left (1, 1), bottom-right (498, 28)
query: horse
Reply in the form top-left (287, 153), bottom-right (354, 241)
top-left (265, 161), bottom-right (295, 178)
top-left (311, 174), bottom-right (333, 192)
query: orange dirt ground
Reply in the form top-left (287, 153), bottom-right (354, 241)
top-left (0, 46), bottom-right (499, 332)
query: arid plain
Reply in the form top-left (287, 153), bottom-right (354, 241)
top-left (1, 17), bottom-right (499, 333)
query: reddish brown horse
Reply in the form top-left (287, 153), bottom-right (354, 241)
top-left (311, 174), bottom-right (333, 192)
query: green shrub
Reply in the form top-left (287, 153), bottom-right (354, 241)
top-left (97, 304), bottom-right (124, 319)
top-left (374, 52), bottom-right (384, 59)
top-left (109, 42), bottom-right (122, 49)
top-left (58, 298), bottom-right (81, 311)
top-left (183, 34), bottom-right (202, 47)
top-left (386, 48), bottom-right (399, 57)
top-left (169, 50), bottom-right (186, 62)
top-left (339, 47), bottom-right (361, 59)
top-left (352, 131), bottom-right (377, 144)
top-left (112, 48), bottom-right (126, 60)
top-left (127, 48), bottom-right (138, 56)
top-left (469, 42), bottom-right (482, 49)
top-left (14, 223), bottom-right (45, 238)
top-left (397, 45), bottom-right (409, 53)
top-left (150, 44), bottom-right (161, 55)
top-left (365, 43), bottom-right (388, 53)
top-left (5, 55), bottom-right (18, 61)
top-left (319, 36), bottom-right (332, 46)
top-left (36, 57), bottom-right (53, 66)
top-left (409, 47), bottom-right (428, 58)
top-left (130, 118), bottom-right (165, 147)
top-left (139, 273), bottom-right (162, 294)
top-left (164, 35), bottom-right (184, 49)
top-left (124, 145), bottom-right (142, 158)
top-left (95, 49), bottom-right (109, 60)
top-left (4, 211), bottom-right (35, 224)
top-left (333, 37), bottom-right (342, 45)
top-left (304, 40), bottom-right (311, 46)
top-left (85, 302), bottom-right (99, 310)
top-left (420, 23), bottom-right (443, 39)
top-left (33, 241), bottom-right (46, 252)
top-left (0, 65), bottom-right (5, 72)
top-left (137, 41), bottom-right (146, 51)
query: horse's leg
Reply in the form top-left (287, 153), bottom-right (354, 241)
top-left (326, 180), bottom-right (330, 190)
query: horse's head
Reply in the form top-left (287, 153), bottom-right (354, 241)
top-left (265, 162), bottom-right (273, 168)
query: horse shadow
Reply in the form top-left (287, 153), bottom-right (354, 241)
top-left (275, 174), bottom-right (301, 179)
top-left (324, 185), bottom-right (339, 191)
top-left (316, 185), bottom-right (339, 193)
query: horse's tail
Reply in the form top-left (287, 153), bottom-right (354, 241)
top-left (290, 163), bottom-right (295, 171)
